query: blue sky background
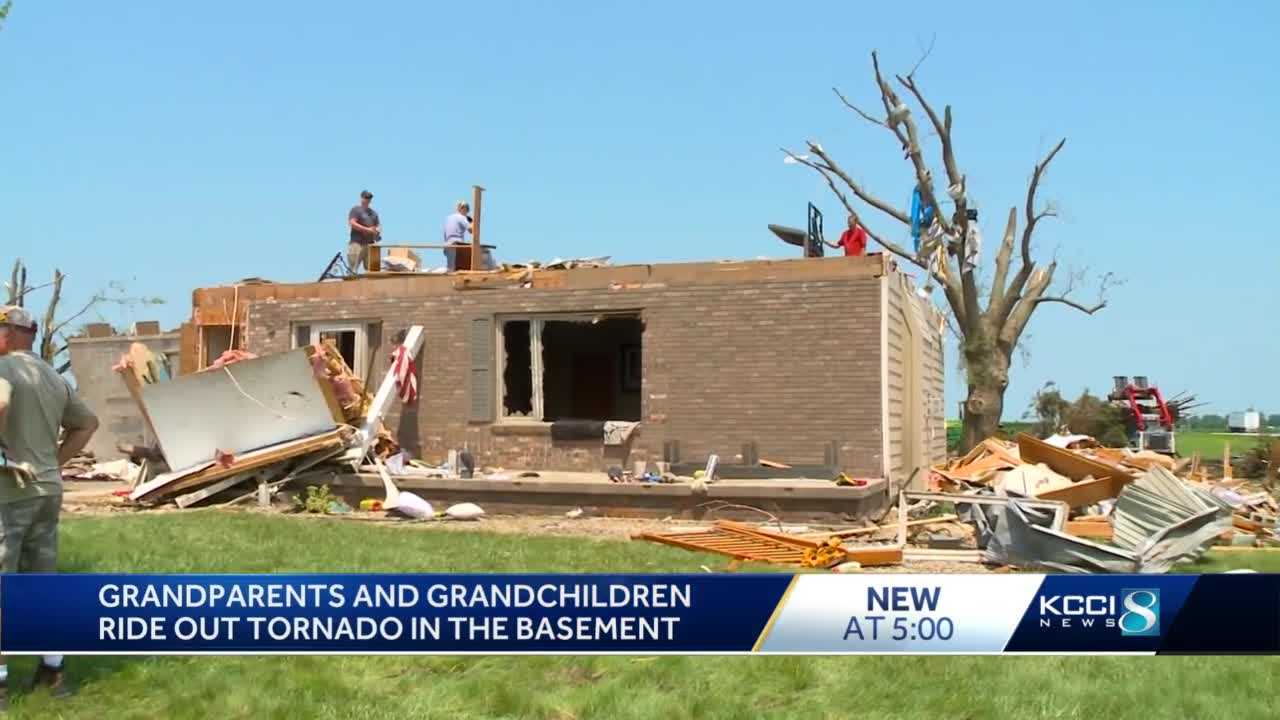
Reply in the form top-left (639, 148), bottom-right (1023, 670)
top-left (2, 1), bottom-right (1275, 417)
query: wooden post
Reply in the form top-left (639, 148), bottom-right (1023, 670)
top-left (1223, 441), bottom-right (1232, 481)
top-left (1268, 440), bottom-right (1280, 490)
top-left (470, 185), bottom-right (485, 270)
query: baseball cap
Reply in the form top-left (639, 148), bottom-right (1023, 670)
top-left (360, 190), bottom-right (373, 199)
top-left (0, 305), bottom-right (37, 332)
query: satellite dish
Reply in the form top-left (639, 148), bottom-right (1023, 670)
top-left (767, 224), bottom-right (806, 248)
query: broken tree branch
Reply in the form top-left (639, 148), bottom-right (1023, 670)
top-left (782, 148), bottom-right (921, 269)
top-left (1022, 138), bottom-right (1066, 267)
top-left (1033, 269), bottom-right (1115, 315)
top-left (38, 271), bottom-right (64, 363)
top-left (905, 34), bottom-right (937, 79)
top-left (832, 87), bottom-right (887, 128)
top-left (804, 142), bottom-right (911, 225)
top-left (6, 260), bottom-right (19, 305)
top-left (996, 139), bottom-right (1067, 322)
top-left (1033, 295), bottom-right (1106, 314)
top-left (989, 208), bottom-right (1018, 311)
top-left (869, 52), bottom-right (952, 239)
top-left (47, 292), bottom-right (103, 340)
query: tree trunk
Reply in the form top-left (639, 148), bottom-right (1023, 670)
top-left (959, 341), bottom-right (1012, 453)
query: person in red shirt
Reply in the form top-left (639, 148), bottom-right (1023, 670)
top-left (827, 214), bottom-right (868, 256)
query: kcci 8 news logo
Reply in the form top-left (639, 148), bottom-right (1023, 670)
top-left (1037, 588), bottom-right (1160, 636)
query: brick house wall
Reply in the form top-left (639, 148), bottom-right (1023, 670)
top-left (214, 256), bottom-right (941, 479)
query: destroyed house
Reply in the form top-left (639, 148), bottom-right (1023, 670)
top-left (181, 254), bottom-right (945, 488)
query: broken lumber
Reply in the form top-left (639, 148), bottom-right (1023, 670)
top-left (816, 514), bottom-right (958, 541)
top-left (1017, 433), bottom-right (1131, 483)
top-left (1065, 518), bottom-right (1115, 541)
top-left (174, 471), bottom-right (260, 509)
top-left (131, 429), bottom-right (347, 503)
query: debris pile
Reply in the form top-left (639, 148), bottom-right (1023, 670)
top-left (118, 327), bottom-right (428, 510)
top-left (635, 431), bottom-right (1268, 574)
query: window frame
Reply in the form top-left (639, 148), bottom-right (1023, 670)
top-left (293, 321), bottom-right (369, 377)
top-left (494, 311), bottom-right (642, 425)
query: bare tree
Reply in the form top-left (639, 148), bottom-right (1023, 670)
top-left (6, 259), bottom-right (165, 375)
top-left (785, 50), bottom-right (1113, 452)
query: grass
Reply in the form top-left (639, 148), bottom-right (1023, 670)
top-left (947, 420), bottom-right (1272, 465)
top-left (1174, 430), bottom-right (1271, 461)
top-left (947, 420), bottom-right (1035, 452)
top-left (4, 511), bottom-right (1279, 720)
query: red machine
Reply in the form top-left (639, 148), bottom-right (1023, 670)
top-left (1108, 376), bottom-right (1176, 454)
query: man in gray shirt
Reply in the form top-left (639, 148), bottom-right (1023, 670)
top-left (0, 305), bottom-right (99, 705)
top-left (347, 190), bottom-right (381, 275)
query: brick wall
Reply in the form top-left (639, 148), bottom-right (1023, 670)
top-left (243, 275), bottom-right (886, 475)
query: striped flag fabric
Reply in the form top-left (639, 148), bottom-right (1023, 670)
top-left (391, 346), bottom-right (417, 404)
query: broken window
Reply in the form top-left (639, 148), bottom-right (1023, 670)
top-left (200, 326), bottom-right (233, 369)
top-left (499, 314), bottom-right (642, 422)
top-left (293, 322), bottom-right (382, 378)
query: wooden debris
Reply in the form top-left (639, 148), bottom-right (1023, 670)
top-left (635, 496), bottom-right (907, 569)
top-left (1017, 433), bottom-right (1132, 484)
top-left (131, 429), bottom-right (347, 503)
top-left (1065, 518), bottom-right (1115, 541)
top-left (815, 514), bottom-right (958, 541)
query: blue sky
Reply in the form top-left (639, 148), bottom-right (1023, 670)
top-left (2, 1), bottom-right (1275, 417)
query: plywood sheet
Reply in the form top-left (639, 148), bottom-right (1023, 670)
top-left (140, 349), bottom-right (338, 470)
top-left (1016, 433), bottom-right (1131, 483)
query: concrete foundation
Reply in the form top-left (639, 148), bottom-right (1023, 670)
top-left (310, 472), bottom-right (891, 523)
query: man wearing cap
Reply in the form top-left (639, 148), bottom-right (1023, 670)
top-left (0, 306), bottom-right (98, 706)
top-left (347, 190), bottom-right (382, 275)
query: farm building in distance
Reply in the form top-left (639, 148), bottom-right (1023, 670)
top-left (178, 254), bottom-right (946, 493)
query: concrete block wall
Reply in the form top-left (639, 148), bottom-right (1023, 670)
top-left (242, 274), bottom-right (887, 475)
top-left (68, 333), bottom-right (180, 459)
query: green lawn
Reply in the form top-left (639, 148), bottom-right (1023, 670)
top-left (5, 512), bottom-right (1279, 720)
top-left (1174, 430), bottom-right (1270, 461)
top-left (947, 421), bottom-right (1271, 465)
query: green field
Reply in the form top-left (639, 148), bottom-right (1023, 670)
top-left (1173, 430), bottom-right (1271, 462)
top-left (4, 512), bottom-right (1278, 720)
top-left (947, 421), bottom-right (1271, 463)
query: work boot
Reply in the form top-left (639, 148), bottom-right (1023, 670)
top-left (29, 662), bottom-right (72, 699)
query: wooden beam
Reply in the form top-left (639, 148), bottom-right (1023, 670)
top-left (1065, 518), bottom-right (1114, 541)
top-left (816, 514), bottom-right (959, 541)
top-left (132, 430), bottom-right (346, 502)
top-left (1268, 440), bottom-right (1280, 490)
top-left (1037, 475), bottom-right (1126, 508)
top-left (1017, 433), bottom-right (1131, 484)
top-left (174, 472), bottom-right (258, 509)
top-left (844, 545), bottom-right (905, 567)
top-left (1223, 441), bottom-right (1233, 481)
top-left (470, 185), bottom-right (485, 271)
top-left (115, 365), bottom-right (164, 464)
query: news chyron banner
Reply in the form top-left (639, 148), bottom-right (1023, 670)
top-left (2, 574), bottom-right (1277, 654)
